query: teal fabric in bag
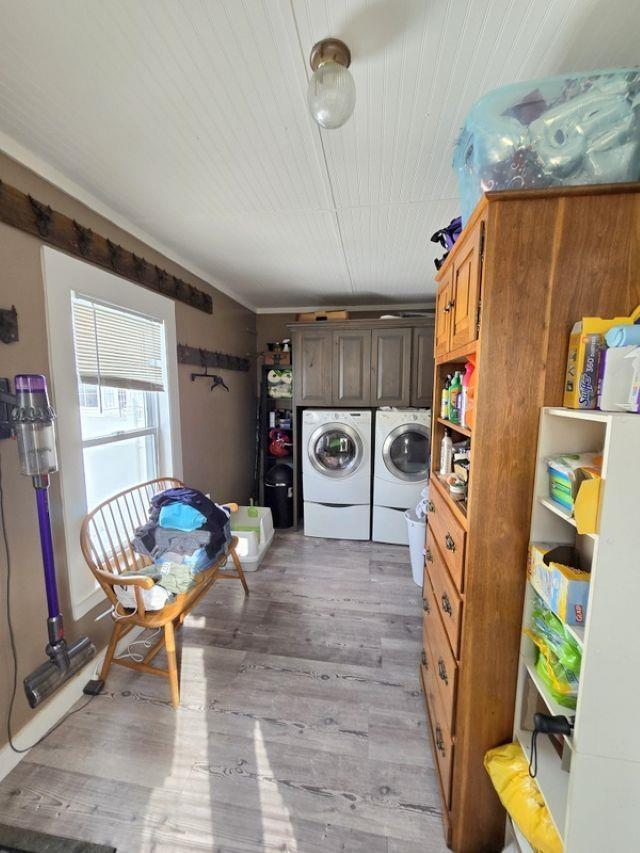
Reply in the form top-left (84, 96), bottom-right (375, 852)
top-left (158, 502), bottom-right (206, 532)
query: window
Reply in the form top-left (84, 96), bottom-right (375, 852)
top-left (72, 297), bottom-right (165, 511)
top-left (43, 248), bottom-right (182, 619)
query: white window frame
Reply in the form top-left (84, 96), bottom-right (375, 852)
top-left (42, 246), bottom-right (183, 620)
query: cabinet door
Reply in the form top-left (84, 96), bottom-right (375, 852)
top-left (411, 325), bottom-right (435, 407)
top-left (332, 329), bottom-right (371, 406)
top-left (450, 221), bottom-right (484, 350)
top-left (435, 271), bottom-right (453, 358)
top-left (371, 328), bottom-right (412, 406)
top-left (294, 329), bottom-right (332, 405)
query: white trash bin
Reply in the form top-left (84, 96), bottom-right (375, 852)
top-left (405, 508), bottom-right (426, 586)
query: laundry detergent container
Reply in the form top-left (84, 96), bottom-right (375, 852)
top-left (264, 463), bottom-right (294, 529)
top-left (453, 67), bottom-right (640, 223)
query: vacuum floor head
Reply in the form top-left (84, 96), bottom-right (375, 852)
top-left (24, 635), bottom-right (96, 709)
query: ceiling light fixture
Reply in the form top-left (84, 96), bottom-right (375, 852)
top-left (307, 38), bottom-right (355, 130)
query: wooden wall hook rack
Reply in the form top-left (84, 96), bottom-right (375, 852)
top-left (177, 344), bottom-right (250, 372)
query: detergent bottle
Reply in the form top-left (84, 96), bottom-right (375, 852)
top-left (460, 360), bottom-right (475, 428)
top-left (440, 374), bottom-right (452, 419)
top-left (449, 372), bottom-right (462, 424)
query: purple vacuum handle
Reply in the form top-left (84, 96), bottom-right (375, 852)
top-left (35, 484), bottom-right (61, 625)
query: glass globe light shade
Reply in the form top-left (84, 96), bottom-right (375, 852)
top-left (307, 60), bottom-right (356, 129)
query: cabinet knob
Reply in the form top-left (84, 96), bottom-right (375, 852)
top-left (422, 597), bottom-right (430, 614)
top-left (425, 547), bottom-right (433, 563)
top-left (444, 532), bottom-right (455, 552)
top-left (435, 725), bottom-right (446, 754)
top-left (427, 500), bottom-right (435, 513)
top-left (438, 658), bottom-right (448, 685)
top-left (441, 593), bottom-right (453, 617)
top-left (421, 650), bottom-right (428, 667)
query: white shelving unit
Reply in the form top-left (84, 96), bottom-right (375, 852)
top-left (510, 407), bottom-right (640, 852)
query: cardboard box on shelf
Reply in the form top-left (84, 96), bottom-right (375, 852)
top-left (528, 543), bottom-right (590, 626)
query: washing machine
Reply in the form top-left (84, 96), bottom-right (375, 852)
top-left (302, 409), bottom-right (372, 540)
top-left (372, 409), bottom-right (431, 545)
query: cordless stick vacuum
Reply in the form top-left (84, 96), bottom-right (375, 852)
top-left (1, 375), bottom-right (96, 708)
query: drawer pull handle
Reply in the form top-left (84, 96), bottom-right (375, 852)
top-left (421, 650), bottom-right (428, 668)
top-left (438, 658), bottom-right (448, 685)
top-left (422, 597), bottom-right (431, 614)
top-left (425, 547), bottom-right (433, 563)
top-left (427, 500), bottom-right (435, 513)
top-left (441, 593), bottom-right (453, 617)
top-left (444, 532), bottom-right (456, 552)
top-left (435, 725), bottom-right (446, 755)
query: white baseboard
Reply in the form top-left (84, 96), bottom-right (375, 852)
top-left (0, 625), bottom-right (143, 782)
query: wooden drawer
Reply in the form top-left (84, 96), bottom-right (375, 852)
top-left (420, 662), bottom-right (454, 809)
top-left (423, 576), bottom-right (458, 736)
top-left (427, 479), bottom-right (466, 591)
top-left (426, 538), bottom-right (463, 659)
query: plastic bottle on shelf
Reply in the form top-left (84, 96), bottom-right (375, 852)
top-left (439, 428), bottom-right (453, 476)
top-left (460, 360), bottom-right (475, 428)
top-left (440, 374), bottom-right (452, 419)
top-left (449, 371), bottom-right (462, 423)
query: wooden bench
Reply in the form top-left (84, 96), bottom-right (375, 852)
top-left (80, 477), bottom-right (248, 707)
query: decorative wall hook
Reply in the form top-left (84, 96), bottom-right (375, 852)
top-left (28, 195), bottom-right (52, 237)
top-left (106, 239), bottom-right (122, 270)
top-left (132, 253), bottom-right (147, 280)
top-left (73, 220), bottom-right (93, 257)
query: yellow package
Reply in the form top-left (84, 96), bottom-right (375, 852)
top-left (484, 742), bottom-right (563, 853)
top-left (564, 304), bottom-right (640, 409)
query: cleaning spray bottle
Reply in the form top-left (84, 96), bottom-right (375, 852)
top-left (440, 374), bottom-right (452, 419)
top-left (449, 371), bottom-right (462, 424)
top-left (461, 360), bottom-right (475, 428)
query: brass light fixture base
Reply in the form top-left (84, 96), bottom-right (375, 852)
top-left (309, 38), bottom-right (351, 71)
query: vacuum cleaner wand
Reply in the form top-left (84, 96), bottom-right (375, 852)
top-left (6, 374), bottom-right (96, 708)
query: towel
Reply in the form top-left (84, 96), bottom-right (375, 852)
top-left (604, 323), bottom-right (640, 347)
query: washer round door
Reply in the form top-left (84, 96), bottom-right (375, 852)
top-left (383, 424), bottom-right (430, 482)
top-left (308, 423), bottom-right (364, 478)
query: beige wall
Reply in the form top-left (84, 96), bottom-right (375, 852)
top-left (0, 153), bottom-right (256, 747)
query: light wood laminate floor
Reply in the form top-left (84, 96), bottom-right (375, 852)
top-left (0, 531), bottom-right (448, 852)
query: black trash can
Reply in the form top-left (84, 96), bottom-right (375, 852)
top-left (264, 463), bottom-right (293, 529)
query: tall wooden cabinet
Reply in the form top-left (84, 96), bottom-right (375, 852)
top-left (420, 184), bottom-right (640, 852)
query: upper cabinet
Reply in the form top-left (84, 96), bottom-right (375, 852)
top-left (435, 217), bottom-right (485, 358)
top-left (371, 328), bottom-right (412, 406)
top-left (333, 329), bottom-right (371, 406)
top-left (411, 326), bottom-right (435, 407)
top-left (291, 321), bottom-right (433, 409)
top-left (295, 328), bottom-right (332, 405)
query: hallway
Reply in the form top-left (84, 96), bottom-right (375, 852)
top-left (0, 531), bottom-right (448, 852)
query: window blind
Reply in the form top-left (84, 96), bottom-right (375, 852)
top-left (72, 297), bottom-right (165, 392)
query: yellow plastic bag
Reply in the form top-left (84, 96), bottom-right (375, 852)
top-left (484, 742), bottom-right (562, 853)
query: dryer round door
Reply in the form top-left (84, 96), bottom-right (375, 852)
top-left (308, 423), bottom-right (364, 478)
top-left (383, 424), bottom-right (430, 482)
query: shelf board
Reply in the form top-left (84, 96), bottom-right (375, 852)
top-left (435, 338), bottom-right (477, 365)
top-left (524, 659), bottom-right (576, 720)
top-left (515, 727), bottom-right (568, 840)
top-left (537, 497), bottom-right (598, 540)
top-left (431, 472), bottom-right (468, 527)
top-left (437, 417), bottom-right (472, 438)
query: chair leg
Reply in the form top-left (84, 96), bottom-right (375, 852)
top-left (164, 621), bottom-right (180, 709)
top-left (230, 545), bottom-right (249, 595)
top-left (99, 621), bottom-right (124, 682)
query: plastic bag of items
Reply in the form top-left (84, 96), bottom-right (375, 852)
top-left (454, 67), bottom-right (640, 223)
top-left (525, 597), bottom-right (582, 709)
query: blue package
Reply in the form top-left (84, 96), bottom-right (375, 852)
top-left (159, 502), bottom-right (206, 532)
top-left (453, 68), bottom-right (640, 223)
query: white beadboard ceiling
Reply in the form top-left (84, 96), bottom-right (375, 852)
top-left (0, 0), bottom-right (637, 311)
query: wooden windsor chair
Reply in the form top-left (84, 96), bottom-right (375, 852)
top-left (80, 477), bottom-right (248, 707)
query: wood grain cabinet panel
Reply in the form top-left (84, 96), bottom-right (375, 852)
top-left (294, 329), bottom-right (332, 405)
top-left (426, 538), bottom-right (463, 659)
top-left (450, 222), bottom-right (483, 350)
top-left (371, 327), bottom-right (412, 406)
top-left (332, 329), bottom-right (371, 406)
top-left (435, 271), bottom-right (453, 358)
top-left (411, 325), bottom-right (435, 407)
